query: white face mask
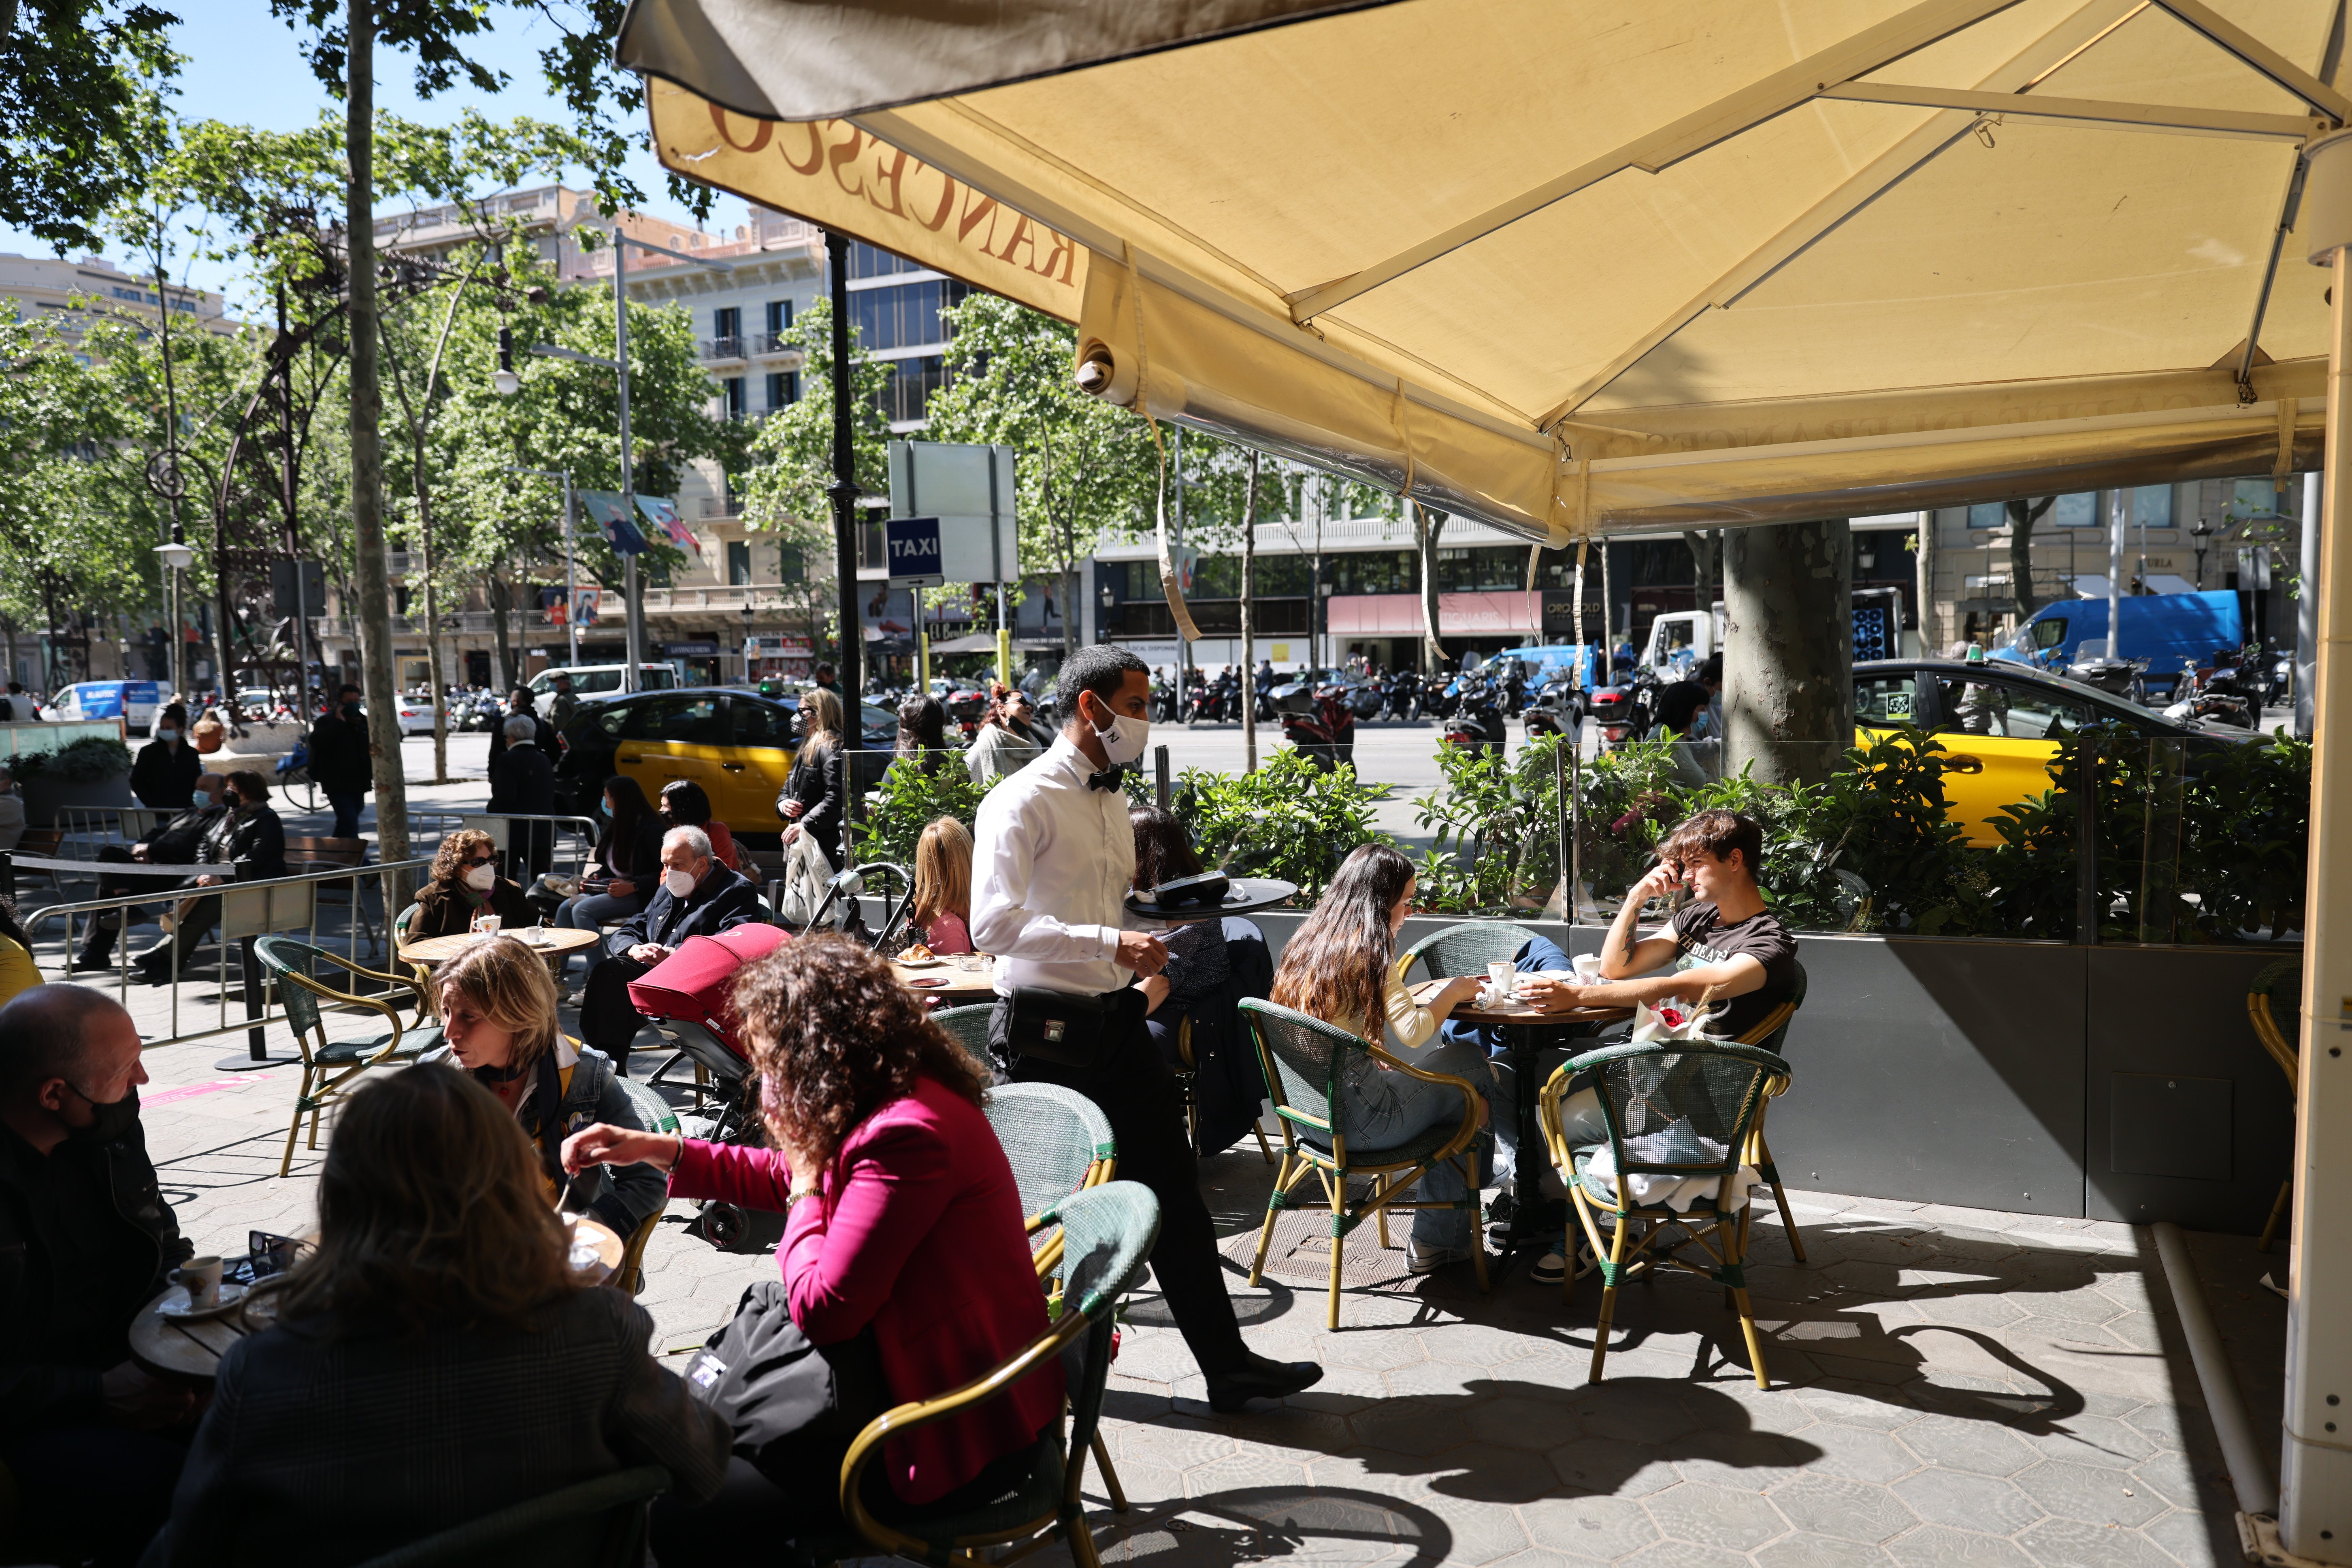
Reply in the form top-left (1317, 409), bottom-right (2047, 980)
top-left (463, 863), bottom-right (497, 892)
top-left (663, 867), bottom-right (697, 898)
top-left (1091, 706), bottom-right (1150, 767)
top-left (155, 727), bottom-right (179, 743)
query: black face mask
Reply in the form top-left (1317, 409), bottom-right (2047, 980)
top-left (223, 791), bottom-right (242, 809)
top-left (64, 1081), bottom-right (140, 1144)
top-left (342, 702), bottom-right (360, 718)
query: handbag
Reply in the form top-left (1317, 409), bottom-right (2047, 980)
top-left (682, 1279), bottom-right (887, 1505)
top-left (991, 985), bottom-right (1129, 1072)
top-left (779, 830), bottom-right (834, 926)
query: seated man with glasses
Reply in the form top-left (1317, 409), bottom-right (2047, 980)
top-left (410, 829), bottom-right (532, 942)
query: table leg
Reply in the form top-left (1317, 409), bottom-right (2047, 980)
top-left (1507, 1023), bottom-right (1546, 1255)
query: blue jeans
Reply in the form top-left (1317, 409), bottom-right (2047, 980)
top-left (1330, 1038), bottom-right (1489, 1249)
top-left (326, 790), bottom-right (364, 839)
top-left (556, 889), bottom-right (648, 977)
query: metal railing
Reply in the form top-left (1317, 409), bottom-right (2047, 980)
top-left (702, 334), bottom-right (747, 360)
top-left (17, 858), bottom-right (432, 1054)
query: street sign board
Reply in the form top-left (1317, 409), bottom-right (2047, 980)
top-left (886, 516), bottom-right (946, 587)
top-left (270, 559), bottom-right (325, 620)
top-left (886, 441), bottom-right (1017, 583)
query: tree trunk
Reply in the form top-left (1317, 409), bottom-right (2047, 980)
top-left (1684, 528), bottom-right (1718, 614)
top-left (1724, 520), bottom-right (1852, 787)
top-left (1415, 501), bottom-right (1447, 673)
top-left (1240, 449), bottom-right (1260, 771)
top-left (344, 0), bottom-right (409, 875)
top-left (2006, 497), bottom-right (2053, 621)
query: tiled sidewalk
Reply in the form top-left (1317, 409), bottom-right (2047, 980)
top-left (106, 983), bottom-right (2254, 1568)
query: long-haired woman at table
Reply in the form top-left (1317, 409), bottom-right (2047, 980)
top-left (561, 933), bottom-right (1055, 1552)
top-left (1269, 843), bottom-right (1488, 1275)
top-left (144, 1065), bottom-right (729, 1566)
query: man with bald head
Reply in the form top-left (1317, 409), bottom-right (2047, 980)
top-left (1, 986), bottom-right (196, 1564)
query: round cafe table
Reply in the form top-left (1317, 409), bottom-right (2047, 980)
top-left (397, 925), bottom-right (600, 969)
top-left (1420, 981), bottom-right (1633, 1268)
top-left (129, 1276), bottom-right (288, 1382)
top-left (1124, 877), bottom-right (1298, 926)
top-left (888, 953), bottom-right (997, 1005)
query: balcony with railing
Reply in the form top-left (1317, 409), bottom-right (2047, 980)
top-left (751, 334), bottom-right (804, 363)
top-left (701, 335), bottom-right (747, 362)
top-left (701, 498), bottom-right (744, 520)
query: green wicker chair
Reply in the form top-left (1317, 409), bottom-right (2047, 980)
top-left (254, 935), bottom-right (441, 1177)
top-left (609, 1077), bottom-right (681, 1295)
top-left (1540, 1038), bottom-right (1791, 1389)
top-left (1394, 920), bottom-right (1544, 989)
top-left (933, 1003), bottom-right (998, 1076)
top-left (1720, 959), bottom-right (1807, 1263)
top-left (2248, 958), bottom-right (2302, 1252)
top-left (1239, 998), bottom-right (1490, 1329)
top-left (351, 1466), bottom-right (668, 1567)
top-left (805, 1181), bottom-right (1161, 1568)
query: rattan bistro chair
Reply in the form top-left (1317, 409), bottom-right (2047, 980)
top-left (933, 1003), bottom-right (999, 1078)
top-left (1240, 998), bottom-right (1490, 1329)
top-left (2248, 957), bottom-right (2303, 1253)
top-left (1722, 960), bottom-right (1808, 1262)
top-left (254, 935), bottom-right (440, 1177)
top-left (609, 1078), bottom-right (681, 1295)
top-left (350, 1466), bottom-right (669, 1568)
top-left (1394, 920), bottom-right (1544, 990)
top-left (983, 1082), bottom-right (1118, 1283)
top-left (800, 1181), bottom-right (1161, 1568)
top-left (1540, 1038), bottom-right (1791, 1389)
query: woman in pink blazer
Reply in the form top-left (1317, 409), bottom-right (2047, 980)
top-left (564, 933), bottom-right (1055, 1545)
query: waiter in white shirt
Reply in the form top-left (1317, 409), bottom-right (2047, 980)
top-left (974, 644), bottom-right (1321, 1412)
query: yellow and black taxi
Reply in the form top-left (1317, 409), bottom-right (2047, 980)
top-left (552, 687), bottom-right (899, 831)
top-left (1853, 658), bottom-right (2254, 845)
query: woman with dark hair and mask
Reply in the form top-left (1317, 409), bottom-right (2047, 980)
top-left (1269, 843), bottom-right (1489, 1275)
top-left (407, 829), bottom-right (530, 942)
top-left (562, 934), bottom-right (1053, 1552)
top-left (145, 1064), bottom-right (729, 1565)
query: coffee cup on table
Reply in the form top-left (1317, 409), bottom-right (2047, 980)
top-left (170, 1255), bottom-right (224, 1310)
top-left (471, 914), bottom-right (502, 935)
top-left (1486, 961), bottom-right (1516, 999)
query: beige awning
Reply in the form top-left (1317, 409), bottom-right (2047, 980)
top-left (623, 0), bottom-right (2346, 541)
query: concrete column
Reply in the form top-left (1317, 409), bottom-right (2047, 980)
top-left (2282, 128), bottom-right (2352, 1564)
top-left (1722, 519), bottom-right (1851, 786)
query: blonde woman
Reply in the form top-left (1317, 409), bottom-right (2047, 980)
top-left (409, 828), bottom-right (529, 941)
top-left (146, 1066), bottom-right (729, 1563)
top-left (418, 935), bottom-right (668, 1240)
top-left (906, 816), bottom-right (974, 954)
top-left (775, 686), bottom-right (847, 871)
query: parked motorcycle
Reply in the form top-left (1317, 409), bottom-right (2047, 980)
top-left (1439, 652), bottom-right (1508, 755)
top-left (2162, 649), bottom-right (2258, 729)
top-left (1519, 670), bottom-right (1587, 742)
top-left (1581, 675), bottom-right (1652, 746)
top-left (1274, 671), bottom-right (1357, 769)
top-left (2064, 653), bottom-right (2150, 707)
top-left (1387, 669), bottom-right (1425, 723)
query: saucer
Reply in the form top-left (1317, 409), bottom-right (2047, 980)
top-left (159, 1281), bottom-right (249, 1321)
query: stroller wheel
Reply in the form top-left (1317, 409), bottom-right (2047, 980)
top-left (701, 1203), bottom-right (746, 1250)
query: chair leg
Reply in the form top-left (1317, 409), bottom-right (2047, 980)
top-left (280, 1069), bottom-right (312, 1178)
top-left (1590, 1211), bottom-right (1632, 1384)
top-left (1090, 1434), bottom-right (1128, 1513)
top-left (1319, 1169), bottom-right (1347, 1332)
top-left (2258, 1176), bottom-right (2292, 1254)
top-left (1253, 1119), bottom-right (1276, 1165)
top-left (1249, 1153), bottom-right (1293, 1287)
top-left (1375, 1176), bottom-right (1393, 1252)
top-left (1732, 1284), bottom-right (1770, 1391)
top-left (1755, 1133), bottom-right (1806, 1263)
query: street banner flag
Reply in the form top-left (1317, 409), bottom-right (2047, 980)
top-left (577, 490), bottom-right (650, 555)
top-left (541, 587), bottom-right (568, 627)
top-left (574, 588), bottom-right (602, 626)
top-left (637, 494), bottom-right (700, 559)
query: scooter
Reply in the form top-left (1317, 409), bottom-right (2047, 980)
top-left (2064, 653), bottom-right (2150, 706)
top-left (1276, 674), bottom-right (1357, 770)
top-left (1519, 671), bottom-right (1586, 741)
top-left (2162, 652), bottom-right (2257, 729)
top-left (1439, 653), bottom-right (1508, 754)
top-left (1388, 669), bottom-right (1425, 723)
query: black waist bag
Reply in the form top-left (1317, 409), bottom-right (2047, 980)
top-left (992, 986), bottom-right (1127, 1071)
top-left (683, 1279), bottom-right (886, 1508)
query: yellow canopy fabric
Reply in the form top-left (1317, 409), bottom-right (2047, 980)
top-left (626, 0), bottom-right (2345, 541)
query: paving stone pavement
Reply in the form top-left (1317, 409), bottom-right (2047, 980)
top-left (87, 967), bottom-right (2253, 1568)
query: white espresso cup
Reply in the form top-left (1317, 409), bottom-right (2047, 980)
top-left (471, 913), bottom-right (503, 935)
top-left (1486, 961), bottom-right (1516, 998)
top-left (171, 1255), bottom-right (224, 1310)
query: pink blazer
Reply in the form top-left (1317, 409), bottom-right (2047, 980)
top-left (668, 1076), bottom-right (1058, 1504)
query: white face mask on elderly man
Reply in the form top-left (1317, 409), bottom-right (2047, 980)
top-left (663, 867), bottom-right (698, 898)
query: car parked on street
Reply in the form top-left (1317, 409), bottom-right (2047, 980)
top-left (551, 687), bottom-right (896, 829)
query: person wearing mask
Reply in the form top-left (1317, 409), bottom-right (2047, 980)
top-left (306, 684), bottom-right (373, 840)
top-left (486, 712), bottom-right (558, 876)
top-left (895, 692), bottom-right (950, 777)
top-left (490, 685), bottom-right (558, 761)
top-left (576, 826), bottom-right (761, 1073)
top-left (133, 771), bottom-right (287, 986)
top-left (145, 1064), bottom-right (729, 1565)
top-left (553, 776), bottom-right (665, 987)
top-left (129, 704), bottom-right (202, 812)
top-left (1270, 846), bottom-right (1489, 1275)
top-left (775, 687), bottom-right (847, 874)
top-left (72, 773), bottom-right (228, 971)
top-left (906, 816), bottom-right (973, 954)
top-left (407, 828), bottom-right (530, 942)
top-left (966, 684), bottom-right (1044, 785)
top-left (971, 642), bottom-right (1319, 1412)
top-left (1127, 805), bottom-right (1229, 1069)
top-left (810, 662), bottom-right (839, 698)
top-left (0, 765), bottom-right (23, 853)
top-left (562, 936), bottom-right (1053, 1552)
top-left (658, 779), bottom-right (738, 871)
top-left (0, 987), bottom-right (197, 1568)
top-left (421, 936), bottom-right (670, 1237)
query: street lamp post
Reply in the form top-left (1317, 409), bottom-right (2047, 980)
top-left (494, 227), bottom-right (739, 692)
top-left (741, 599), bottom-right (756, 687)
top-left (509, 466), bottom-right (581, 668)
top-left (155, 537), bottom-right (194, 699)
top-left (2192, 518), bottom-right (2211, 590)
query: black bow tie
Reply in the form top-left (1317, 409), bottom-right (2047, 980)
top-left (1087, 768), bottom-right (1123, 792)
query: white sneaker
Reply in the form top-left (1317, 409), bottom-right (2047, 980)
top-left (1406, 1241), bottom-right (1471, 1275)
top-left (1529, 1242), bottom-right (1597, 1287)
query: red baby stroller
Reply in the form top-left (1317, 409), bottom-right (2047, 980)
top-left (628, 924), bottom-right (790, 1250)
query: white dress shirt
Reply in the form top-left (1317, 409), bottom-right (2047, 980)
top-left (972, 735), bottom-right (1136, 997)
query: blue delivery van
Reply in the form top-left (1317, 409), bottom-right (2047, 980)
top-left (1990, 591), bottom-right (2242, 694)
top-left (43, 680), bottom-right (162, 733)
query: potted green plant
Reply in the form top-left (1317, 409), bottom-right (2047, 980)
top-left (9, 735), bottom-right (136, 825)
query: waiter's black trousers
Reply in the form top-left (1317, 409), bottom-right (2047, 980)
top-left (995, 991), bottom-right (1248, 1376)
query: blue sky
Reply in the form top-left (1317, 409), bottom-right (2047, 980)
top-left (0, 0), bottom-right (718, 307)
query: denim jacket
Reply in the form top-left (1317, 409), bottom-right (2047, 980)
top-left (418, 1040), bottom-right (668, 1239)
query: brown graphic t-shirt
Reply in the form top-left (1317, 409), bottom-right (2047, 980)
top-left (1666, 901), bottom-right (1798, 1043)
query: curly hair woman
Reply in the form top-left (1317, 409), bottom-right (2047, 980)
top-left (145, 1065), bottom-right (729, 1565)
top-left (409, 828), bottom-right (530, 941)
top-left (561, 933), bottom-right (1055, 1550)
